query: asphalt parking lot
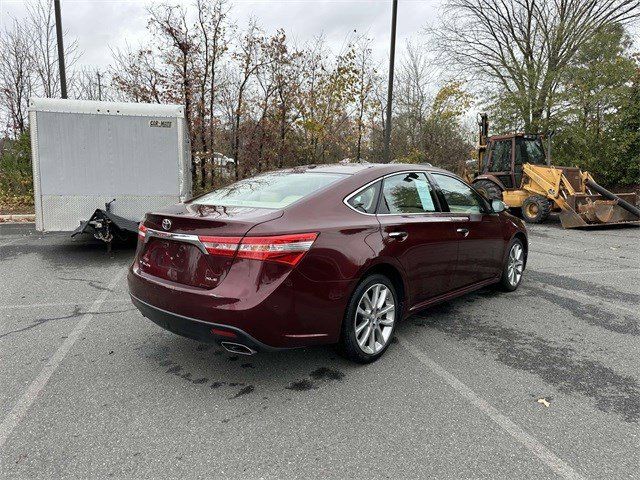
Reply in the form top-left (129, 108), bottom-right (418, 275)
top-left (0, 219), bottom-right (638, 479)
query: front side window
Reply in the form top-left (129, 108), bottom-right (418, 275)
top-left (379, 172), bottom-right (438, 214)
top-left (347, 181), bottom-right (380, 214)
top-left (489, 140), bottom-right (512, 172)
top-left (194, 171), bottom-right (346, 209)
top-left (432, 174), bottom-right (484, 214)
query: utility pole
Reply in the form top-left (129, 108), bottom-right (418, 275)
top-left (382, 0), bottom-right (398, 163)
top-left (54, 0), bottom-right (68, 99)
top-left (97, 71), bottom-right (102, 101)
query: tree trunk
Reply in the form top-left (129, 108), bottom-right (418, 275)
top-left (198, 99), bottom-right (207, 189)
top-left (233, 97), bottom-right (242, 181)
top-left (278, 101), bottom-right (286, 169)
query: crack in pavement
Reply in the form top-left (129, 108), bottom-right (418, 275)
top-left (56, 276), bottom-right (113, 292)
top-left (0, 307), bottom-right (136, 340)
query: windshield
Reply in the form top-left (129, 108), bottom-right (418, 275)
top-left (193, 171), bottom-right (347, 209)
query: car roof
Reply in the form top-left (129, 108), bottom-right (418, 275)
top-left (287, 162), bottom-right (453, 176)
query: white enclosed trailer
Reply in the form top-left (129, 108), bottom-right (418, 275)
top-left (29, 98), bottom-right (192, 241)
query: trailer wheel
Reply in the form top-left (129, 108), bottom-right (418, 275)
top-left (473, 179), bottom-right (502, 201)
top-left (521, 195), bottom-right (552, 223)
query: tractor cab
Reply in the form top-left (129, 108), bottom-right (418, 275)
top-left (482, 134), bottom-right (547, 188)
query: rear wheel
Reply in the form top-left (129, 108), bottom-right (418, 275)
top-left (499, 238), bottom-right (525, 291)
top-left (473, 179), bottom-right (503, 201)
top-left (521, 195), bottom-right (552, 223)
top-left (339, 274), bottom-right (397, 363)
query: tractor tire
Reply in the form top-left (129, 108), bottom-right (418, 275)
top-left (473, 179), bottom-right (502, 201)
top-left (521, 195), bottom-right (552, 223)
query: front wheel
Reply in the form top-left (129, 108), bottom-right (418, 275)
top-left (339, 274), bottom-right (398, 363)
top-left (521, 195), bottom-right (552, 223)
top-left (499, 239), bottom-right (525, 291)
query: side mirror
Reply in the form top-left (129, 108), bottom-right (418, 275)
top-left (491, 199), bottom-right (507, 213)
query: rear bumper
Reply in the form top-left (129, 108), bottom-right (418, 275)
top-left (130, 294), bottom-right (281, 352)
top-left (127, 261), bottom-right (353, 349)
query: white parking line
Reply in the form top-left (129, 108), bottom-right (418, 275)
top-left (398, 335), bottom-right (585, 480)
top-left (0, 298), bottom-right (130, 311)
top-left (0, 269), bottom-right (125, 450)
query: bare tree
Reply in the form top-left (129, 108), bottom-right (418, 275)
top-left (230, 20), bottom-right (271, 179)
top-left (194, 0), bottom-right (231, 187)
top-left (263, 30), bottom-right (303, 169)
top-left (147, 3), bottom-right (199, 182)
top-left (74, 67), bottom-right (109, 101)
top-left (27, 0), bottom-right (80, 98)
top-left (110, 45), bottom-right (166, 103)
top-left (395, 41), bottom-right (435, 153)
top-left (0, 20), bottom-right (34, 135)
top-left (433, 0), bottom-right (640, 132)
top-left (353, 36), bottom-right (375, 161)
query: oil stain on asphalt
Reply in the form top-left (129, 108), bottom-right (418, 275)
top-left (137, 342), bottom-right (256, 398)
top-left (527, 269), bottom-right (640, 304)
top-left (286, 367), bottom-right (345, 391)
top-left (524, 284), bottom-right (638, 335)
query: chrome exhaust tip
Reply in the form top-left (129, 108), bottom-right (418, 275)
top-left (220, 341), bottom-right (257, 356)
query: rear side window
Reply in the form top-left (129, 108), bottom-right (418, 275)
top-left (432, 174), bottom-right (484, 214)
top-left (379, 172), bottom-right (438, 214)
top-left (194, 171), bottom-right (346, 209)
top-left (346, 181), bottom-right (380, 214)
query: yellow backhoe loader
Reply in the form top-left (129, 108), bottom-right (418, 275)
top-left (470, 113), bottom-right (640, 228)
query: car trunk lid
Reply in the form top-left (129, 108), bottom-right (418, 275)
top-left (138, 204), bottom-right (283, 289)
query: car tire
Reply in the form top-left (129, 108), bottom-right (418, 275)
top-left (339, 274), bottom-right (398, 363)
top-left (473, 179), bottom-right (503, 201)
top-left (499, 238), bottom-right (526, 291)
top-left (521, 195), bottom-right (552, 223)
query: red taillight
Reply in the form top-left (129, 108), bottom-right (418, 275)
top-left (238, 233), bottom-right (318, 265)
top-left (197, 232), bottom-right (318, 266)
top-left (138, 224), bottom-right (147, 239)
top-left (198, 236), bottom-right (242, 256)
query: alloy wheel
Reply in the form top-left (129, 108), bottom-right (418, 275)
top-left (507, 243), bottom-right (524, 286)
top-left (354, 283), bottom-right (395, 355)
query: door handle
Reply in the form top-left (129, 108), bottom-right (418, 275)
top-left (456, 228), bottom-right (469, 238)
top-left (388, 231), bottom-right (408, 241)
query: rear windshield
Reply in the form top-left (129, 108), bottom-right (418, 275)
top-left (193, 171), bottom-right (346, 209)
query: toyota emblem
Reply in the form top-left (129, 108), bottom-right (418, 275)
top-left (162, 218), bottom-right (172, 231)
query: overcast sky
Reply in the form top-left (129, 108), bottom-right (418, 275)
top-left (0, 0), bottom-right (441, 69)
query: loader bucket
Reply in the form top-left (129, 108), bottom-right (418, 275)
top-left (560, 192), bottom-right (640, 229)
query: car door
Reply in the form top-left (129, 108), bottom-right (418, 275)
top-left (376, 172), bottom-right (458, 307)
top-left (430, 173), bottom-right (504, 289)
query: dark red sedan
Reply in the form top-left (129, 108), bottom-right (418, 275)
top-left (128, 163), bottom-right (527, 362)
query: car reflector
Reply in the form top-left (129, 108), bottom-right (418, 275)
top-left (210, 327), bottom-right (237, 338)
top-left (138, 224), bottom-right (147, 239)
